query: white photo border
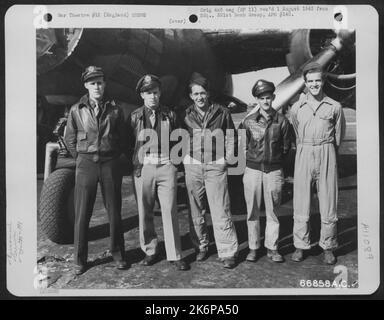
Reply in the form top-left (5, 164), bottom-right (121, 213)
top-left (4, 4), bottom-right (380, 296)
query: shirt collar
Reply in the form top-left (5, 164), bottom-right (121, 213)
top-left (144, 105), bottom-right (158, 115)
top-left (89, 98), bottom-right (102, 108)
top-left (260, 107), bottom-right (274, 120)
top-left (299, 93), bottom-right (332, 108)
top-left (254, 107), bottom-right (277, 122)
top-left (193, 103), bottom-right (213, 116)
top-left (79, 94), bottom-right (115, 109)
top-left (143, 105), bottom-right (171, 119)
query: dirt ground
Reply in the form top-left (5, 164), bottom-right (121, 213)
top-left (36, 172), bottom-right (358, 291)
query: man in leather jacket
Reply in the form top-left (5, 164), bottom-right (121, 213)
top-left (128, 74), bottom-right (189, 271)
top-left (65, 66), bottom-right (128, 275)
top-left (180, 72), bottom-right (239, 269)
top-left (239, 80), bottom-right (291, 263)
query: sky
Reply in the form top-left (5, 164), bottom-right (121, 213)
top-left (232, 67), bottom-right (289, 104)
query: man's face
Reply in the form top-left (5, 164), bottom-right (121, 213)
top-left (190, 84), bottom-right (209, 109)
top-left (256, 92), bottom-right (275, 111)
top-left (141, 87), bottom-right (161, 109)
top-left (305, 71), bottom-right (324, 97)
top-left (84, 76), bottom-right (106, 101)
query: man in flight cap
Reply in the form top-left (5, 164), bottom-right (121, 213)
top-left (65, 66), bottom-right (129, 275)
top-left (128, 74), bottom-right (189, 271)
top-left (290, 62), bottom-right (346, 264)
top-left (239, 79), bottom-right (291, 263)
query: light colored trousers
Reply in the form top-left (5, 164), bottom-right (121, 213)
top-left (293, 143), bottom-right (338, 250)
top-left (133, 163), bottom-right (182, 261)
top-left (243, 167), bottom-right (284, 251)
top-left (184, 163), bottom-right (239, 259)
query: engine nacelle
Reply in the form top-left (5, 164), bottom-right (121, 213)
top-left (286, 29), bottom-right (355, 108)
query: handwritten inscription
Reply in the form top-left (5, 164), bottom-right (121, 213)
top-left (7, 222), bottom-right (24, 265)
top-left (361, 223), bottom-right (374, 260)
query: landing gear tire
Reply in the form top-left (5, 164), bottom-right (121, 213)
top-left (39, 168), bottom-right (75, 244)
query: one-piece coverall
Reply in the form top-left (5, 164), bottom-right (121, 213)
top-left (290, 93), bottom-right (345, 250)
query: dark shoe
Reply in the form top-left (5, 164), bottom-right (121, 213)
top-left (223, 257), bottom-right (236, 269)
top-left (172, 260), bottom-right (190, 271)
top-left (323, 250), bottom-right (337, 265)
top-left (267, 249), bottom-right (284, 263)
top-left (246, 249), bottom-right (257, 262)
top-left (74, 264), bottom-right (87, 275)
top-left (196, 249), bottom-right (208, 262)
top-left (115, 260), bottom-right (128, 270)
top-left (141, 254), bottom-right (157, 266)
top-left (291, 249), bottom-right (304, 262)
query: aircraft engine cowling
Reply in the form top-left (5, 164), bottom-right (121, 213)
top-left (286, 29), bottom-right (356, 108)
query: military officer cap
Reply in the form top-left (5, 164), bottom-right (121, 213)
top-left (302, 62), bottom-right (323, 77)
top-left (81, 66), bottom-right (105, 83)
top-left (189, 72), bottom-right (209, 91)
top-left (136, 74), bottom-right (161, 94)
top-left (252, 79), bottom-right (275, 97)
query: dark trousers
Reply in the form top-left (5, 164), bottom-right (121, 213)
top-left (74, 155), bottom-right (125, 266)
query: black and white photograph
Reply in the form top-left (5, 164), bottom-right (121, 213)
top-left (4, 4), bottom-right (380, 297)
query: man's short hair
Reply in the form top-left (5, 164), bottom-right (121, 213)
top-left (188, 72), bottom-right (209, 93)
top-left (302, 62), bottom-right (324, 81)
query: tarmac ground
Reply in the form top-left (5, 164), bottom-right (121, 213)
top-left (36, 108), bottom-right (358, 292)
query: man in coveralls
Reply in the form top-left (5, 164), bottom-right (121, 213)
top-left (240, 80), bottom-right (291, 263)
top-left (290, 62), bottom-right (346, 265)
top-left (65, 66), bottom-right (128, 275)
top-left (129, 74), bottom-right (189, 271)
top-left (181, 72), bottom-right (239, 269)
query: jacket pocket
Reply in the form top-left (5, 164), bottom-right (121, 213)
top-left (77, 132), bottom-right (88, 152)
top-left (319, 110), bottom-right (334, 120)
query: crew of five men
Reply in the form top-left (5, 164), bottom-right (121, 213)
top-left (64, 62), bottom-right (345, 275)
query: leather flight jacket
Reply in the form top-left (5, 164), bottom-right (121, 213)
top-left (65, 94), bottom-right (128, 162)
top-left (128, 105), bottom-right (179, 177)
top-left (240, 108), bottom-right (291, 172)
top-left (180, 103), bottom-right (237, 164)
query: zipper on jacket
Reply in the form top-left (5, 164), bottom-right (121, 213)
top-left (97, 103), bottom-right (102, 150)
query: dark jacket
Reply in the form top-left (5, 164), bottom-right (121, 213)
top-left (128, 105), bottom-right (179, 177)
top-left (180, 103), bottom-right (237, 163)
top-left (64, 94), bottom-right (128, 162)
top-left (239, 108), bottom-right (291, 172)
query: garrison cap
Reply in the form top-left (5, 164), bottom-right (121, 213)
top-left (302, 62), bottom-right (323, 77)
top-left (252, 79), bottom-right (275, 97)
top-left (189, 72), bottom-right (209, 91)
top-left (136, 74), bottom-right (161, 94)
top-left (81, 66), bottom-right (105, 83)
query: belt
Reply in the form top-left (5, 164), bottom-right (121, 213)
top-left (78, 152), bottom-right (117, 163)
top-left (183, 154), bottom-right (226, 165)
top-left (143, 154), bottom-right (171, 165)
top-left (297, 138), bottom-right (334, 146)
